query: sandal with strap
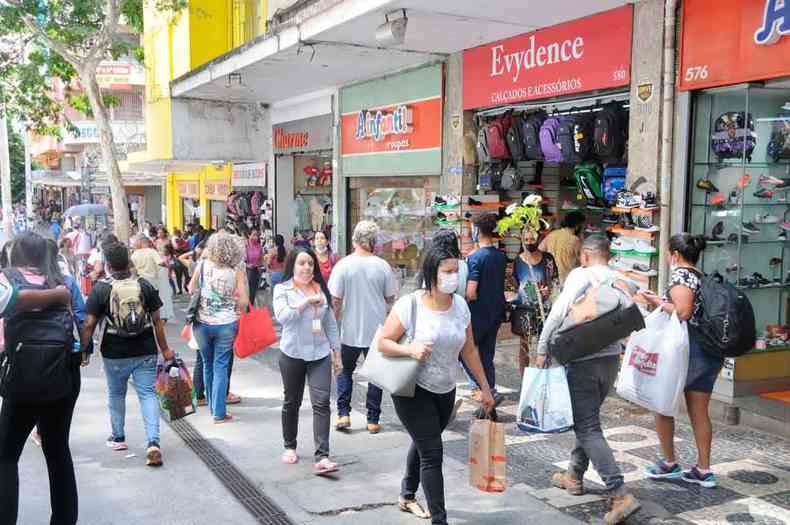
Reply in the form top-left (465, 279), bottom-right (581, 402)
top-left (314, 458), bottom-right (339, 476)
top-left (281, 450), bottom-right (298, 465)
top-left (398, 498), bottom-right (431, 519)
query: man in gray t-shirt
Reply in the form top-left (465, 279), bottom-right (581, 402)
top-left (328, 220), bottom-right (397, 434)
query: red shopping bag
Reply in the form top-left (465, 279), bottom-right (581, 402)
top-left (234, 307), bottom-right (278, 358)
top-left (180, 323), bottom-right (192, 343)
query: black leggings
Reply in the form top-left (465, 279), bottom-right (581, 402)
top-left (0, 359), bottom-right (81, 525)
top-left (246, 267), bottom-right (261, 308)
top-left (173, 261), bottom-right (189, 294)
top-left (392, 385), bottom-right (455, 525)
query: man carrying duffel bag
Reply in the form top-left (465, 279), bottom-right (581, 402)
top-left (535, 235), bottom-right (642, 525)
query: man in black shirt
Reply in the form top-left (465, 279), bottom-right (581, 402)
top-left (81, 242), bottom-right (174, 467)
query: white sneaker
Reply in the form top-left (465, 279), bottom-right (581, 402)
top-left (611, 237), bottom-right (635, 253)
top-left (634, 239), bottom-right (657, 254)
top-left (610, 256), bottom-right (630, 271)
top-left (632, 263), bottom-right (658, 276)
top-left (754, 214), bottom-right (779, 224)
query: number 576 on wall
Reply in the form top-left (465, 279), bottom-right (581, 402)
top-left (685, 65), bottom-right (709, 82)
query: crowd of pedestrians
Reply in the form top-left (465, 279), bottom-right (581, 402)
top-left (0, 204), bottom-right (727, 525)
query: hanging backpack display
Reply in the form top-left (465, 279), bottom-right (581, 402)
top-left (574, 162), bottom-right (605, 206)
top-left (594, 103), bottom-right (627, 162)
top-left (539, 117), bottom-right (563, 162)
top-left (602, 166), bottom-right (627, 205)
top-left (506, 118), bottom-right (526, 161)
top-left (571, 114), bottom-right (595, 162)
top-left (690, 273), bottom-right (756, 358)
top-left (250, 191), bottom-right (265, 214)
top-left (478, 164), bottom-right (494, 191)
top-left (555, 116), bottom-right (577, 162)
top-left (767, 112), bottom-right (790, 162)
top-left (476, 127), bottom-right (491, 164)
top-left (711, 111), bottom-right (757, 162)
top-left (499, 163), bottom-right (521, 191)
top-left (227, 192), bottom-right (239, 216)
top-left (235, 193), bottom-right (252, 217)
top-left (485, 114), bottom-right (513, 160)
top-left (522, 111), bottom-right (547, 160)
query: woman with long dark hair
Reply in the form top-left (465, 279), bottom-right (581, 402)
top-left (0, 232), bottom-right (84, 525)
top-left (266, 234), bottom-right (287, 287)
top-left (377, 243), bottom-right (495, 524)
top-left (273, 246), bottom-right (341, 474)
top-left (245, 229), bottom-right (265, 307)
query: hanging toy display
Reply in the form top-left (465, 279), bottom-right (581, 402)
top-left (318, 162), bottom-right (333, 187)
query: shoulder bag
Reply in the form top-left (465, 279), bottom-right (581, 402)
top-left (359, 293), bottom-right (419, 397)
top-left (185, 260), bottom-right (205, 325)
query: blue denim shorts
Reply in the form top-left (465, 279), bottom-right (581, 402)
top-left (685, 337), bottom-right (724, 394)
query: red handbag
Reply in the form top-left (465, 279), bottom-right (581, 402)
top-left (234, 307), bottom-right (278, 358)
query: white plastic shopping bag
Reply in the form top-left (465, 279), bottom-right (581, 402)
top-left (616, 310), bottom-right (689, 417)
top-left (517, 367), bottom-right (574, 433)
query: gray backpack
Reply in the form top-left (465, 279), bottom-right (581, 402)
top-left (476, 127), bottom-right (491, 163)
top-left (548, 274), bottom-right (644, 364)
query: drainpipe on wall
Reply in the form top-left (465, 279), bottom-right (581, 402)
top-left (657, 0), bottom-right (678, 294)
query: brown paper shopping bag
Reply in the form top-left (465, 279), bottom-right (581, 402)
top-left (468, 418), bottom-right (507, 493)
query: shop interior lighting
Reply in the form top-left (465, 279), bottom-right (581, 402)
top-left (375, 9), bottom-right (408, 47)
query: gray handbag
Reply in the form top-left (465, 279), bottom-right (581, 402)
top-left (359, 293), bottom-right (419, 397)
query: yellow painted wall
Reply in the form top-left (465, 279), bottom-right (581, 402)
top-left (167, 165), bottom-right (233, 231)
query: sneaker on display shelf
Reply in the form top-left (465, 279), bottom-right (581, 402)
top-left (755, 188), bottom-right (775, 199)
top-left (696, 179), bottom-right (719, 193)
top-left (584, 225), bottom-right (602, 234)
top-left (634, 239), bottom-right (657, 254)
top-left (641, 192), bottom-right (658, 209)
top-left (710, 193), bottom-right (726, 206)
top-left (728, 191), bottom-right (740, 205)
top-left (634, 214), bottom-right (659, 232)
top-left (736, 173), bottom-right (753, 190)
top-left (610, 237), bottom-right (636, 253)
top-left (561, 200), bottom-right (580, 210)
top-left (780, 221), bottom-right (790, 233)
top-left (632, 263), bottom-right (658, 277)
top-left (602, 213), bottom-right (619, 224)
top-left (616, 191), bottom-right (642, 209)
top-left (780, 231), bottom-right (789, 241)
top-left (711, 221), bottom-right (724, 240)
top-left (754, 214), bottom-right (779, 224)
top-left (741, 222), bottom-right (761, 235)
top-left (728, 233), bottom-right (749, 244)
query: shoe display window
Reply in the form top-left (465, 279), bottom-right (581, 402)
top-left (688, 84), bottom-right (790, 353)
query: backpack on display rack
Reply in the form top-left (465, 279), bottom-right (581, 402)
top-left (478, 164), bottom-right (495, 191)
top-left (0, 268), bottom-right (75, 403)
top-left (499, 163), bottom-right (522, 191)
top-left (574, 162), bottom-right (605, 206)
top-left (250, 191), bottom-right (265, 215)
top-left (571, 113), bottom-right (595, 162)
top-left (691, 273), bottom-right (756, 358)
top-left (602, 166), bottom-right (627, 205)
top-left (522, 110), bottom-right (547, 160)
top-left (767, 112), bottom-right (790, 162)
top-left (485, 114), bottom-right (514, 160)
top-left (506, 117), bottom-right (526, 161)
top-left (555, 116), bottom-right (578, 162)
top-left (539, 116), bottom-right (563, 162)
top-left (235, 193), bottom-right (252, 217)
top-left (476, 126), bottom-right (491, 164)
top-left (227, 192), bottom-right (239, 216)
top-left (594, 103), bottom-right (628, 162)
top-left (711, 111), bottom-right (757, 162)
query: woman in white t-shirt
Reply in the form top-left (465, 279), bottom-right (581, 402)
top-left (378, 243), bottom-right (495, 524)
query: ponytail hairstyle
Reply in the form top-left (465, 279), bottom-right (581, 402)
top-left (669, 233), bottom-right (706, 265)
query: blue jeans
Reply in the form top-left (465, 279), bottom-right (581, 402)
top-left (337, 345), bottom-right (382, 423)
top-left (103, 355), bottom-right (160, 445)
top-left (194, 321), bottom-right (238, 420)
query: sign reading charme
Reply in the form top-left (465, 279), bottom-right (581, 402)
top-left (462, 6), bottom-right (633, 110)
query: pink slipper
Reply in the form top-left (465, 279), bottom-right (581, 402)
top-left (282, 450), bottom-right (298, 465)
top-left (314, 458), bottom-right (339, 475)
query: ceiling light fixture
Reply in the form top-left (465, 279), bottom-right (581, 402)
top-left (375, 9), bottom-right (407, 47)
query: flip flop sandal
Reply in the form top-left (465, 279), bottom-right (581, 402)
top-left (314, 459), bottom-right (339, 476)
top-left (399, 499), bottom-right (430, 519)
top-left (226, 393), bottom-right (242, 405)
top-left (282, 450), bottom-right (298, 465)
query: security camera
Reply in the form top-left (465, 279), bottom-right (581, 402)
top-left (375, 9), bottom-right (407, 47)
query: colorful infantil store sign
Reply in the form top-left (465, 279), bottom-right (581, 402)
top-left (340, 64), bottom-right (442, 176)
top-left (462, 6), bottom-right (633, 110)
top-left (679, 0), bottom-right (790, 90)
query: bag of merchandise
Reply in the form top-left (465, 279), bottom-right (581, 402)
top-left (468, 418), bottom-right (507, 493)
top-left (155, 357), bottom-right (196, 422)
top-left (616, 310), bottom-right (689, 417)
top-left (517, 367), bottom-right (574, 433)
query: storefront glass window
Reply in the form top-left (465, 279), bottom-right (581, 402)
top-left (689, 85), bottom-right (790, 352)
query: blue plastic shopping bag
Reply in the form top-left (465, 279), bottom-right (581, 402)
top-left (517, 367), bottom-right (574, 433)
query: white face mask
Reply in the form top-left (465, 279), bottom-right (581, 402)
top-left (437, 272), bottom-right (459, 294)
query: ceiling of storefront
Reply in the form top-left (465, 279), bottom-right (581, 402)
top-left (172, 0), bottom-right (631, 104)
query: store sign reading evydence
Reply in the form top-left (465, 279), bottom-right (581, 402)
top-left (679, 0), bottom-right (790, 90)
top-left (355, 105), bottom-right (413, 142)
top-left (754, 0), bottom-right (790, 45)
top-left (462, 6), bottom-right (633, 109)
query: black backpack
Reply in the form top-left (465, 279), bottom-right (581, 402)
top-left (556, 116), bottom-right (576, 162)
top-left (506, 119), bottom-right (526, 161)
top-left (691, 274), bottom-right (756, 358)
top-left (0, 269), bottom-right (75, 402)
top-left (594, 103), bottom-right (627, 162)
top-left (571, 113), bottom-right (595, 162)
top-left (522, 111), bottom-right (547, 160)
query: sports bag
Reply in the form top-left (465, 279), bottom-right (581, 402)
top-left (548, 274), bottom-right (645, 365)
top-left (690, 273), bottom-right (756, 358)
top-left (767, 112), bottom-right (790, 162)
top-left (107, 277), bottom-right (151, 337)
top-left (571, 114), bottom-right (595, 162)
top-left (555, 116), bottom-right (576, 162)
top-left (522, 111), bottom-right (547, 160)
top-left (476, 127), bottom-right (491, 163)
top-left (594, 103), bottom-right (627, 162)
top-left (574, 162), bottom-right (605, 206)
top-left (506, 118), bottom-right (526, 161)
top-left (0, 268), bottom-right (75, 402)
top-left (602, 166), bottom-right (627, 205)
top-left (711, 111), bottom-right (756, 162)
top-left (539, 117), bottom-right (563, 162)
top-left (499, 164), bottom-right (521, 191)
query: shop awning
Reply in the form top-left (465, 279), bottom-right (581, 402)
top-left (170, 0), bottom-right (629, 105)
top-left (31, 169), bottom-right (165, 188)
